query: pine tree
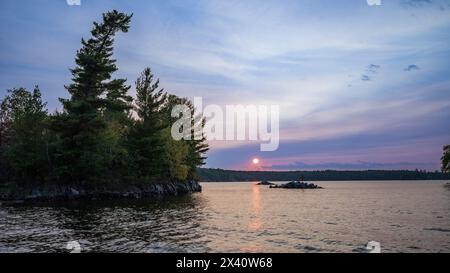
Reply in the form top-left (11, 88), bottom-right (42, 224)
top-left (53, 10), bottom-right (133, 185)
top-left (135, 68), bottom-right (166, 121)
top-left (187, 102), bottom-right (209, 179)
top-left (442, 145), bottom-right (450, 173)
top-left (162, 95), bottom-right (209, 180)
top-left (129, 67), bottom-right (167, 180)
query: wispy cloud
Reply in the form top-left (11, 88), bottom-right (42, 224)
top-left (361, 75), bottom-right (371, 81)
top-left (404, 64), bottom-right (421, 71)
top-left (401, 0), bottom-right (433, 8)
top-left (367, 64), bottom-right (381, 74)
top-left (262, 160), bottom-right (434, 171)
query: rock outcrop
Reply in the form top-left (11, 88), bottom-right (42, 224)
top-left (257, 180), bottom-right (275, 185)
top-left (269, 181), bottom-right (322, 189)
top-left (0, 181), bottom-right (202, 203)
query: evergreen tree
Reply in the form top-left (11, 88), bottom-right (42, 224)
top-left (135, 68), bottom-right (166, 121)
top-left (162, 95), bottom-right (209, 180)
top-left (184, 100), bottom-right (209, 180)
top-left (442, 145), bottom-right (450, 173)
top-left (129, 67), bottom-right (167, 180)
top-left (53, 10), bottom-right (133, 185)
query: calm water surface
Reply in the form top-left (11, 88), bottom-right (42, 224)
top-left (1, 181), bottom-right (449, 253)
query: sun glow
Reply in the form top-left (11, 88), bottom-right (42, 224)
top-left (252, 158), bottom-right (260, 165)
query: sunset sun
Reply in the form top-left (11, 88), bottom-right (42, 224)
top-left (252, 158), bottom-right (260, 165)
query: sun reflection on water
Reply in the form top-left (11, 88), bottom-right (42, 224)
top-left (248, 184), bottom-right (262, 232)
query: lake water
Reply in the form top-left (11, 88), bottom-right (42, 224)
top-left (1, 181), bottom-right (449, 253)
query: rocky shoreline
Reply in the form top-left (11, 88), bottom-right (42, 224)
top-left (0, 181), bottom-right (202, 203)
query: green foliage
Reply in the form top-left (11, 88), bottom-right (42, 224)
top-left (0, 87), bottom-right (49, 185)
top-left (0, 10), bottom-right (208, 188)
top-left (183, 99), bottom-right (209, 180)
top-left (160, 95), bottom-right (209, 180)
top-left (130, 68), bottom-right (209, 182)
top-left (442, 145), bottom-right (450, 173)
top-left (161, 128), bottom-right (189, 181)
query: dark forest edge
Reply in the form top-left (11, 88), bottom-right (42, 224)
top-left (0, 10), bottom-right (208, 201)
top-left (197, 168), bottom-right (450, 182)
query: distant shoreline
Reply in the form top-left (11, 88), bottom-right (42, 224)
top-left (200, 180), bottom-right (448, 183)
top-left (197, 168), bottom-right (450, 182)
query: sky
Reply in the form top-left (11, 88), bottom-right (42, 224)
top-left (1, 0), bottom-right (449, 171)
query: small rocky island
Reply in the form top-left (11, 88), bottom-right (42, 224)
top-left (257, 180), bottom-right (275, 185)
top-left (0, 11), bottom-right (207, 204)
top-left (269, 181), bottom-right (323, 189)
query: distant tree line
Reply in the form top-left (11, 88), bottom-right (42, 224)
top-left (0, 10), bottom-right (208, 188)
top-left (197, 168), bottom-right (450, 182)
